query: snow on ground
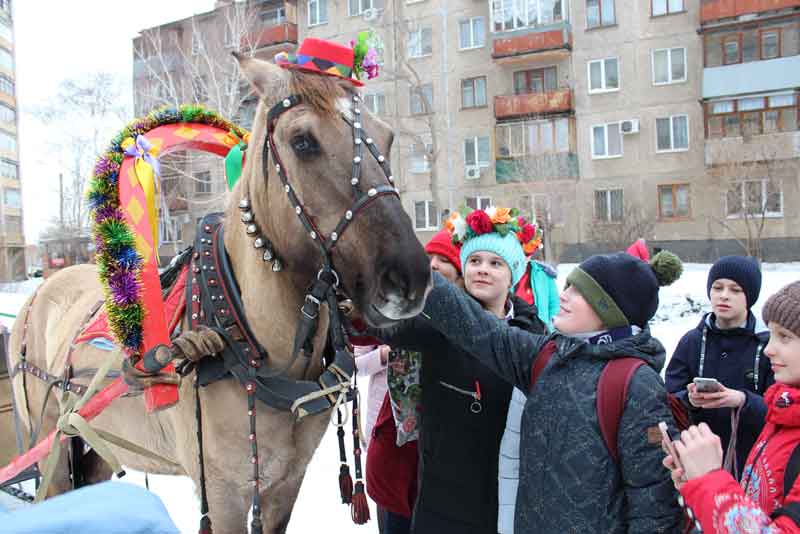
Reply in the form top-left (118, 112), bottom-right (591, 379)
top-left (1, 263), bottom-right (799, 532)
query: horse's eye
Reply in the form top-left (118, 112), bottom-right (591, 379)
top-left (290, 133), bottom-right (319, 158)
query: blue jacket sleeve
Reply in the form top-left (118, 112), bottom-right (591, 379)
top-left (419, 272), bottom-right (549, 391)
top-left (546, 277), bottom-right (560, 326)
top-left (665, 332), bottom-right (694, 404)
top-left (618, 367), bottom-right (683, 534)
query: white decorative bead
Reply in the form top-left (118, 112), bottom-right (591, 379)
top-left (366, 138), bottom-right (373, 144)
top-left (355, 138), bottom-right (362, 145)
top-left (368, 188), bottom-right (377, 197)
top-left (246, 224), bottom-right (257, 234)
top-left (272, 259), bottom-right (283, 272)
top-left (282, 99), bottom-right (291, 107)
top-left (331, 232), bottom-right (338, 241)
top-left (310, 231), bottom-right (317, 239)
top-left (388, 175), bottom-right (395, 182)
top-left (238, 198), bottom-right (250, 209)
top-left (254, 238), bottom-right (265, 248)
top-left (354, 156), bottom-right (361, 163)
top-left (354, 122), bottom-right (362, 129)
top-left (262, 249), bottom-right (274, 261)
top-left (352, 95), bottom-right (360, 102)
top-left (275, 164), bottom-right (281, 172)
top-left (378, 155), bottom-right (385, 162)
top-left (295, 206), bottom-right (301, 214)
top-left (351, 178), bottom-right (359, 186)
top-left (354, 108), bottom-right (361, 114)
top-left (240, 211), bottom-right (254, 223)
top-left (284, 185), bottom-right (290, 193)
top-left (346, 211), bottom-right (353, 220)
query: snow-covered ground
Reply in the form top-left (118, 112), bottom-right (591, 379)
top-left (1, 263), bottom-right (799, 532)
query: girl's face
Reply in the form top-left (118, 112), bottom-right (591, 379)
top-left (552, 285), bottom-right (605, 334)
top-left (709, 278), bottom-right (748, 327)
top-left (764, 322), bottom-right (800, 386)
top-left (464, 251), bottom-right (512, 309)
top-left (429, 253), bottom-right (460, 283)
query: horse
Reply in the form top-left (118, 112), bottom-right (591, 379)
top-left (7, 53), bottom-right (431, 533)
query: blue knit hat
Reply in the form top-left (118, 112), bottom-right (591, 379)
top-left (460, 232), bottom-right (527, 287)
top-left (707, 256), bottom-right (762, 309)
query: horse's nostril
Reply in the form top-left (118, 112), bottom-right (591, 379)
top-left (380, 269), bottom-right (410, 299)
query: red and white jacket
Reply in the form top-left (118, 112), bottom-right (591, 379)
top-left (681, 383), bottom-right (800, 533)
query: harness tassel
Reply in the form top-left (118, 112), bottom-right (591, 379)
top-left (350, 480), bottom-right (370, 525)
top-left (349, 380), bottom-right (370, 524)
top-left (339, 463), bottom-right (353, 504)
top-left (199, 515), bottom-right (212, 534)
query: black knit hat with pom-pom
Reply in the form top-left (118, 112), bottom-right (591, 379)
top-left (566, 251), bottom-right (683, 329)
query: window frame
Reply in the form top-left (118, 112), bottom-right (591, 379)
top-left (466, 196), bottom-right (492, 210)
top-left (348, 0), bottom-right (382, 16)
top-left (463, 135), bottom-right (491, 169)
top-left (652, 47), bottom-right (687, 86)
top-left (363, 93), bottom-right (386, 115)
top-left (656, 114), bottom-right (689, 153)
top-left (409, 134), bottom-right (433, 173)
top-left (461, 76), bottom-right (488, 109)
top-left (657, 183), bottom-right (691, 220)
top-left (591, 122), bottom-right (623, 159)
top-left (651, 0), bottom-right (685, 17)
top-left (409, 83), bottom-right (434, 115)
top-left (760, 29), bottom-right (781, 60)
top-left (195, 170), bottom-right (212, 194)
top-left (492, 0), bottom-right (566, 33)
top-left (586, 0), bottom-right (616, 29)
top-left (513, 66), bottom-right (557, 95)
top-left (3, 187), bottom-right (20, 209)
top-left (726, 179), bottom-right (783, 219)
top-left (722, 34), bottom-right (741, 65)
top-left (593, 188), bottom-right (624, 222)
top-left (706, 94), bottom-right (799, 138)
top-left (414, 200), bottom-right (439, 230)
top-left (308, 0), bottom-right (328, 27)
top-left (587, 57), bottom-right (620, 94)
top-left (458, 16), bottom-right (485, 50)
top-left (407, 27), bottom-right (433, 59)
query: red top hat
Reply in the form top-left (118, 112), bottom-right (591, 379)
top-left (274, 38), bottom-right (364, 87)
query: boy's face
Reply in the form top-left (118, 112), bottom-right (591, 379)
top-left (464, 251), bottom-right (512, 307)
top-left (552, 285), bottom-right (605, 334)
top-left (429, 253), bottom-right (460, 283)
top-left (709, 278), bottom-right (748, 325)
top-left (764, 322), bottom-right (800, 386)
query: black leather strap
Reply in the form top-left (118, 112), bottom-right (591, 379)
top-left (771, 501), bottom-right (800, 525)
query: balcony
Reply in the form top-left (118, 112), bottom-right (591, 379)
top-left (496, 153), bottom-right (579, 183)
top-left (245, 22), bottom-right (298, 50)
top-left (494, 88), bottom-right (572, 119)
top-left (703, 55), bottom-right (800, 99)
top-left (492, 23), bottom-right (571, 64)
top-left (701, 0), bottom-right (800, 23)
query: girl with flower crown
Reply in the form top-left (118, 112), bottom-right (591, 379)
top-left (366, 207), bottom-right (546, 534)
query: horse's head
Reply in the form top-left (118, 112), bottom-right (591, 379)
top-left (234, 54), bottom-right (431, 327)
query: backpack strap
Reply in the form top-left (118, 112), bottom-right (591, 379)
top-left (530, 340), bottom-right (557, 389)
top-left (771, 502), bottom-right (800, 526)
top-left (784, 444), bottom-right (800, 498)
top-left (597, 358), bottom-right (645, 464)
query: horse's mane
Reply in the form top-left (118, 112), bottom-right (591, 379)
top-left (287, 70), bottom-right (353, 118)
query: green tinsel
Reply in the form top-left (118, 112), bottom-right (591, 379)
top-left (98, 219), bottom-right (135, 251)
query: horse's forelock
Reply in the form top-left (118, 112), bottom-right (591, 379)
top-left (288, 71), bottom-right (352, 119)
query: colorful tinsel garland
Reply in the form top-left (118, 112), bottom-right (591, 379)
top-left (87, 104), bottom-right (249, 355)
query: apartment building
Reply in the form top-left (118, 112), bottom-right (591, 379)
top-left (132, 0), bottom-right (298, 261)
top-left (0, 0), bottom-right (24, 280)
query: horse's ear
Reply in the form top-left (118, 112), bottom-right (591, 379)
top-left (233, 52), bottom-right (285, 99)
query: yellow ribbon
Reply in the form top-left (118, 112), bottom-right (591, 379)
top-left (121, 136), bottom-right (161, 262)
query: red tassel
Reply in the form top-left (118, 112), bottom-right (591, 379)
top-left (339, 464), bottom-right (353, 504)
top-left (198, 514), bottom-right (213, 534)
top-left (350, 481), bottom-right (370, 525)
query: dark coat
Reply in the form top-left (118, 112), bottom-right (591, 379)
top-left (665, 312), bottom-right (773, 477)
top-left (391, 273), bottom-right (683, 534)
top-left (384, 294), bottom-right (545, 534)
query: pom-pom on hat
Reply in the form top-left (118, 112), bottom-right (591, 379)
top-left (762, 281), bottom-right (800, 337)
top-left (274, 32), bottom-right (381, 86)
top-left (566, 250), bottom-right (683, 329)
top-left (706, 255), bottom-right (762, 309)
top-left (448, 207), bottom-right (539, 287)
top-left (425, 228), bottom-right (462, 275)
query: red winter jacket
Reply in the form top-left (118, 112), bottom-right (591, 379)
top-left (681, 383), bottom-right (800, 533)
top-left (366, 393), bottom-right (419, 518)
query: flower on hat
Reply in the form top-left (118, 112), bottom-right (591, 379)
top-left (466, 209), bottom-right (493, 235)
top-left (446, 211), bottom-right (468, 242)
top-left (490, 207), bottom-right (512, 224)
top-left (352, 31), bottom-right (382, 81)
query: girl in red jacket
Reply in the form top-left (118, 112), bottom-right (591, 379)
top-left (664, 280), bottom-right (800, 532)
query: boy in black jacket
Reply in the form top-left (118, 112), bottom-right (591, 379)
top-left (665, 255), bottom-right (773, 479)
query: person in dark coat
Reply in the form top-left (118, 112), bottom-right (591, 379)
top-left (373, 208), bottom-right (546, 534)
top-left (379, 250), bottom-right (685, 533)
top-left (665, 256), bottom-right (773, 479)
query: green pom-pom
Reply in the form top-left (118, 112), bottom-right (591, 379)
top-left (650, 250), bottom-right (683, 287)
top-left (98, 219), bottom-right (135, 252)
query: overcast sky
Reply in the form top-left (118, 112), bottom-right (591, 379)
top-left (15, 0), bottom-right (217, 242)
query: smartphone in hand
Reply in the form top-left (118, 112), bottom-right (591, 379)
top-left (659, 421), bottom-right (683, 471)
top-left (693, 377), bottom-right (723, 393)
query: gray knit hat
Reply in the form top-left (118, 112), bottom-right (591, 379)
top-left (762, 281), bottom-right (800, 337)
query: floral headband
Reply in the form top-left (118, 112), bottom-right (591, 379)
top-left (445, 207), bottom-right (543, 255)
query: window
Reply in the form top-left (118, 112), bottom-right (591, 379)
top-left (0, 130), bottom-right (15, 152)
top-left (652, 0), bottom-right (683, 16)
top-left (587, 0), bottom-right (615, 28)
top-left (761, 31), bottom-right (780, 59)
top-left (308, 0), bottom-right (328, 26)
top-left (0, 48), bottom-right (12, 71)
top-left (191, 32), bottom-right (203, 56)
top-left (658, 184), bottom-right (690, 219)
top-left (588, 58), bottom-right (619, 93)
top-left (707, 94), bottom-right (797, 138)
top-left (192, 76), bottom-right (207, 102)
top-left (491, 0), bottom-right (564, 32)
top-left (726, 179), bottom-right (782, 218)
top-left (195, 171), bottom-right (212, 194)
top-left (496, 118), bottom-right (570, 157)
top-left (0, 75), bottom-right (13, 96)
top-left (0, 158), bottom-right (17, 179)
top-left (652, 48), bottom-right (686, 85)
top-left (723, 36), bottom-right (739, 65)
top-left (5, 214), bottom-right (20, 235)
top-left (3, 187), bottom-right (19, 208)
top-left (410, 83), bottom-right (433, 115)
top-left (0, 103), bottom-right (14, 123)
top-left (461, 77), bottom-right (487, 108)
top-left (260, 7), bottom-right (286, 25)
top-left (0, 1), bottom-right (10, 13)
top-left (464, 136), bottom-right (491, 168)
top-left (466, 196), bottom-right (492, 210)
top-left (592, 123), bottom-right (622, 158)
top-left (459, 17), bottom-right (485, 50)
top-left (414, 200), bottom-right (439, 230)
top-left (349, 0), bottom-right (383, 15)
top-left (407, 28), bottom-right (433, 58)
top-left (363, 93), bottom-right (386, 115)
top-left (594, 189), bottom-right (623, 222)
top-left (0, 19), bottom-right (11, 42)
top-left (656, 115), bottom-right (689, 152)
top-left (514, 67), bottom-right (557, 95)
top-left (410, 135), bottom-right (432, 173)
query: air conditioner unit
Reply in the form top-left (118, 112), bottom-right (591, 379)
top-left (620, 119), bottom-right (640, 135)
top-left (363, 8), bottom-right (378, 21)
top-left (465, 166), bottom-right (481, 180)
